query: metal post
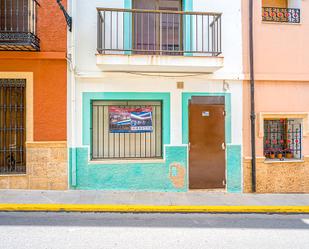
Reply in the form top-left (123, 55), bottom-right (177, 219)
top-left (249, 0), bottom-right (256, 192)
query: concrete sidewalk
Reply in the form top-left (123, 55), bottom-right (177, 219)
top-left (0, 190), bottom-right (309, 213)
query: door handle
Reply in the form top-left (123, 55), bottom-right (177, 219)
top-left (221, 142), bottom-right (226, 150)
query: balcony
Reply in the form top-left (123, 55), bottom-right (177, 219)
top-left (96, 8), bottom-right (223, 73)
top-left (262, 7), bottom-right (300, 23)
top-left (0, 0), bottom-right (40, 51)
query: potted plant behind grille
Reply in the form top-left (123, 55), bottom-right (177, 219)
top-left (277, 149), bottom-right (283, 160)
top-left (285, 149), bottom-right (293, 159)
top-left (269, 149), bottom-right (275, 159)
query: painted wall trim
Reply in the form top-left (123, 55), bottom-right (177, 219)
top-left (82, 92), bottom-right (171, 147)
top-left (124, 0), bottom-right (132, 54)
top-left (183, 0), bottom-right (193, 55)
top-left (0, 72), bottom-right (33, 142)
top-left (258, 112), bottom-right (309, 137)
top-left (123, 0), bottom-right (193, 55)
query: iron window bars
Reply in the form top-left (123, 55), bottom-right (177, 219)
top-left (91, 100), bottom-right (163, 160)
top-left (264, 119), bottom-right (302, 160)
top-left (0, 0), bottom-right (40, 51)
top-left (97, 8), bottom-right (222, 56)
top-left (262, 7), bottom-right (300, 23)
top-left (0, 79), bottom-right (26, 174)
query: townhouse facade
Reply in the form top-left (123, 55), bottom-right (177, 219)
top-left (243, 0), bottom-right (309, 193)
top-left (0, 0), bottom-right (68, 189)
top-left (1, 0), bottom-right (307, 194)
top-left (68, 0), bottom-right (243, 192)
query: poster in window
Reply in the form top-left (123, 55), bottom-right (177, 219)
top-left (109, 106), bottom-right (153, 133)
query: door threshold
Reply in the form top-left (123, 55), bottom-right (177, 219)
top-left (189, 188), bottom-right (226, 193)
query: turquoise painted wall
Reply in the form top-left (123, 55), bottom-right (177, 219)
top-left (70, 146), bottom-right (188, 191)
top-left (182, 92), bottom-right (242, 193)
top-left (70, 91), bottom-right (189, 191)
top-left (226, 145), bottom-right (242, 193)
top-left (70, 91), bottom-right (241, 192)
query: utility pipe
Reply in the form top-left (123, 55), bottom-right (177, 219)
top-left (249, 0), bottom-right (256, 192)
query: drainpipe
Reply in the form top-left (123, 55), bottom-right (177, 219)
top-left (67, 0), bottom-right (77, 187)
top-left (249, 0), bottom-right (256, 192)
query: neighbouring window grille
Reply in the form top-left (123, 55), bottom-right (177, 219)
top-left (264, 119), bottom-right (302, 160)
top-left (0, 79), bottom-right (26, 174)
top-left (92, 100), bottom-right (162, 159)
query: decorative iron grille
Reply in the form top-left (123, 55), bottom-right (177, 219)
top-left (97, 8), bottom-right (222, 56)
top-left (0, 0), bottom-right (40, 51)
top-left (92, 100), bottom-right (162, 160)
top-left (0, 79), bottom-right (26, 174)
top-left (264, 119), bottom-right (302, 160)
top-left (262, 7), bottom-right (300, 23)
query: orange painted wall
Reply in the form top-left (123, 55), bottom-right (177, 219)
top-left (0, 0), bottom-right (67, 141)
top-left (0, 54), bottom-right (67, 141)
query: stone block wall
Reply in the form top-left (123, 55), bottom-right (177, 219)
top-left (244, 157), bottom-right (309, 193)
top-left (0, 142), bottom-right (68, 190)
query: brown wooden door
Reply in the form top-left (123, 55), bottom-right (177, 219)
top-left (189, 100), bottom-right (226, 189)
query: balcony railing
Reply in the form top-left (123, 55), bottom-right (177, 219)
top-left (262, 7), bottom-right (300, 24)
top-left (97, 8), bottom-right (222, 56)
top-left (0, 0), bottom-right (40, 51)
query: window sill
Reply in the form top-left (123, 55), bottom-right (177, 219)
top-left (264, 158), bottom-right (304, 164)
top-left (261, 20), bottom-right (301, 25)
top-left (0, 173), bottom-right (27, 177)
top-left (89, 159), bottom-right (165, 165)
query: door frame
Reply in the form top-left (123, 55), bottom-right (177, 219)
top-left (182, 93), bottom-right (232, 190)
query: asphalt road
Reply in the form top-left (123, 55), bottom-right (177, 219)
top-left (0, 212), bottom-right (309, 249)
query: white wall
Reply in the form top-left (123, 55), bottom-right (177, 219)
top-left (70, 0), bottom-right (243, 149)
top-left (74, 0), bottom-right (243, 78)
top-left (74, 75), bottom-right (242, 147)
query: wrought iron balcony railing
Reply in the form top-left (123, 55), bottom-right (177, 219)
top-left (262, 7), bottom-right (300, 24)
top-left (0, 0), bottom-right (40, 51)
top-left (97, 8), bottom-right (222, 56)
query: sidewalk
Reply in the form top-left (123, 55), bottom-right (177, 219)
top-left (0, 190), bottom-right (309, 213)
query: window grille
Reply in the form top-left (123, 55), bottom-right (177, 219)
top-left (92, 100), bottom-right (162, 160)
top-left (264, 119), bottom-right (302, 160)
top-left (0, 79), bottom-right (26, 174)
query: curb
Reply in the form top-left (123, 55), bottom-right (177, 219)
top-left (0, 204), bottom-right (309, 213)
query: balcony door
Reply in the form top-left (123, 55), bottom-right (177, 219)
top-left (132, 0), bottom-right (182, 54)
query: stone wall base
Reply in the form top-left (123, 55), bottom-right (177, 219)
top-left (0, 141), bottom-right (68, 190)
top-left (244, 157), bottom-right (309, 193)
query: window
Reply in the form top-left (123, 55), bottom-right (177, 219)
top-left (262, 0), bottom-right (301, 23)
top-left (264, 119), bottom-right (302, 160)
top-left (0, 0), bottom-right (29, 32)
top-left (0, 79), bottom-right (26, 174)
top-left (92, 100), bottom-right (162, 160)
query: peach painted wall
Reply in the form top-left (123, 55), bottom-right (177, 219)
top-left (243, 80), bottom-right (309, 157)
top-left (242, 0), bottom-right (309, 80)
